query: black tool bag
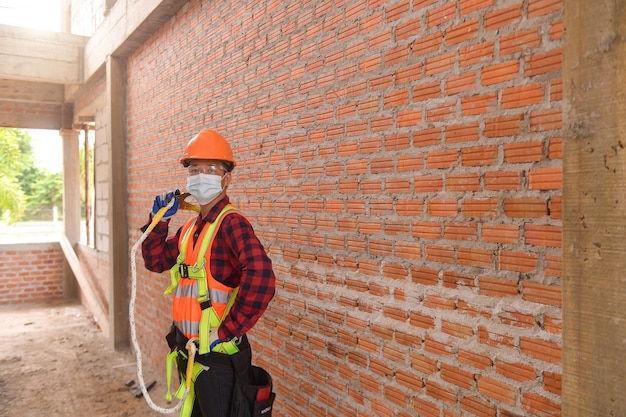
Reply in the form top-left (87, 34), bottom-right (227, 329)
top-left (230, 353), bottom-right (275, 417)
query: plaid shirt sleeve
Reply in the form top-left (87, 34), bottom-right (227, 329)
top-left (140, 218), bottom-right (182, 273)
top-left (217, 212), bottom-right (276, 341)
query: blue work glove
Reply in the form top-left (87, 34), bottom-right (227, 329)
top-left (151, 189), bottom-right (180, 221)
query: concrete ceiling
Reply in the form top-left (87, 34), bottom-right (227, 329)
top-left (0, 25), bottom-right (87, 130)
top-left (0, 0), bottom-right (189, 131)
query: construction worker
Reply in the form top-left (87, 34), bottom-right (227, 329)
top-left (141, 129), bottom-right (276, 417)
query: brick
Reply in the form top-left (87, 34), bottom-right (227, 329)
top-left (524, 224), bottom-right (562, 247)
top-left (504, 140), bottom-right (544, 162)
top-left (445, 71), bottom-right (477, 95)
top-left (446, 19), bottom-right (479, 45)
top-left (415, 175), bottom-right (444, 193)
top-left (446, 124), bottom-right (479, 145)
top-left (412, 32), bottom-right (443, 56)
top-left (482, 60), bottom-right (520, 85)
top-left (528, 0), bottom-right (562, 17)
top-left (484, 4), bottom-right (523, 31)
top-left (521, 392), bottom-right (561, 416)
top-left (550, 77), bottom-right (563, 102)
top-left (479, 276), bottom-right (519, 297)
top-left (426, 379), bottom-right (457, 405)
top-left (413, 396), bottom-right (441, 417)
top-left (499, 250), bottom-right (538, 272)
top-left (485, 115), bottom-right (523, 137)
top-left (446, 173), bottom-right (480, 191)
top-left (522, 281), bottom-right (562, 307)
top-left (502, 84), bottom-right (544, 109)
top-left (462, 199), bottom-right (497, 219)
top-left (461, 145), bottom-right (497, 166)
top-left (544, 253), bottom-right (562, 277)
top-left (428, 199), bottom-right (459, 217)
top-left (441, 362), bottom-right (475, 389)
top-left (462, 92), bottom-right (498, 115)
top-left (478, 376), bottom-right (517, 404)
top-left (396, 17), bottom-right (422, 41)
top-left (411, 266), bottom-right (440, 286)
top-left (396, 368), bottom-right (425, 391)
top-left (501, 29), bottom-right (541, 55)
top-left (531, 108), bottom-right (562, 131)
top-left (478, 326), bottom-right (515, 349)
top-left (461, 395), bottom-right (497, 417)
top-left (428, 149), bottom-right (459, 169)
top-left (441, 320), bottom-right (474, 339)
top-left (427, 2), bottom-right (456, 28)
top-left (413, 81), bottom-right (441, 102)
top-left (395, 241), bottom-right (422, 260)
top-left (482, 223), bottom-right (519, 244)
top-left (442, 270), bottom-right (474, 288)
top-left (496, 360), bottom-right (537, 382)
top-left (503, 198), bottom-right (548, 218)
top-left (444, 221), bottom-right (478, 240)
top-left (543, 371), bottom-right (562, 395)
top-left (526, 48), bottom-right (562, 76)
top-left (460, 41), bottom-right (495, 66)
top-left (426, 101), bottom-right (456, 122)
top-left (460, 0), bottom-right (495, 15)
top-left (458, 246), bottom-right (494, 268)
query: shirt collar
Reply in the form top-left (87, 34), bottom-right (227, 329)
top-left (196, 196), bottom-right (230, 225)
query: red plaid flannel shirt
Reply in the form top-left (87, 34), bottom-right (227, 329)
top-left (141, 196), bottom-right (276, 341)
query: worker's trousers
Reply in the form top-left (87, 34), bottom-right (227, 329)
top-left (168, 325), bottom-right (252, 417)
top-left (188, 358), bottom-right (236, 417)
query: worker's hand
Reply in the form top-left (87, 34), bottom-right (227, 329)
top-left (151, 189), bottom-right (180, 221)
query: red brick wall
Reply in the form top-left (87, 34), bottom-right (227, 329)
top-left (0, 243), bottom-right (65, 305)
top-left (124, 0), bottom-right (563, 415)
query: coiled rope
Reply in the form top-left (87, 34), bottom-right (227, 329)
top-left (129, 204), bottom-right (191, 414)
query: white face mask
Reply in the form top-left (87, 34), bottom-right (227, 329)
top-left (187, 173), bottom-right (224, 205)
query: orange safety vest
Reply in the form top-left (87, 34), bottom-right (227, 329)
top-left (165, 205), bottom-right (239, 355)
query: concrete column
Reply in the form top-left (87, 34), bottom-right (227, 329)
top-left (60, 107), bottom-right (80, 300)
top-left (562, 1), bottom-right (626, 415)
top-left (106, 55), bottom-right (129, 349)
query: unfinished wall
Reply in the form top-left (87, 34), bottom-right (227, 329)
top-left (0, 243), bottom-right (65, 305)
top-left (122, 0), bottom-right (563, 416)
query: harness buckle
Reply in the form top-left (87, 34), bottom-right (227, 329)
top-left (179, 263), bottom-right (189, 278)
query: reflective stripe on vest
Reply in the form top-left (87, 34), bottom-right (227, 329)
top-left (166, 205), bottom-right (238, 349)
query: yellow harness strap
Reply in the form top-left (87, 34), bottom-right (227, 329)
top-left (163, 207), bottom-right (242, 416)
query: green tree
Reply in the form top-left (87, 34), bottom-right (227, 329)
top-left (20, 167), bottom-right (63, 219)
top-left (0, 128), bottom-right (63, 223)
top-left (0, 128), bottom-right (29, 223)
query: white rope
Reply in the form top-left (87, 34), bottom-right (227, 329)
top-left (129, 221), bottom-right (190, 414)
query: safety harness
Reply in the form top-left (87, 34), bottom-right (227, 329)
top-left (163, 205), bottom-right (241, 414)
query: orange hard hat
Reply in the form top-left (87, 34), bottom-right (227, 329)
top-left (180, 129), bottom-right (235, 170)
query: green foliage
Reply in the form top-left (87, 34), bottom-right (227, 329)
top-left (0, 128), bottom-right (63, 224)
top-left (0, 175), bottom-right (26, 223)
top-left (0, 128), bottom-right (31, 223)
top-left (20, 168), bottom-right (63, 210)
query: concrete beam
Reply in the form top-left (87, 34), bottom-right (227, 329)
top-left (0, 79), bottom-right (64, 104)
top-left (84, 0), bottom-right (188, 80)
top-left (0, 25), bottom-right (87, 84)
top-left (0, 107), bottom-right (62, 129)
